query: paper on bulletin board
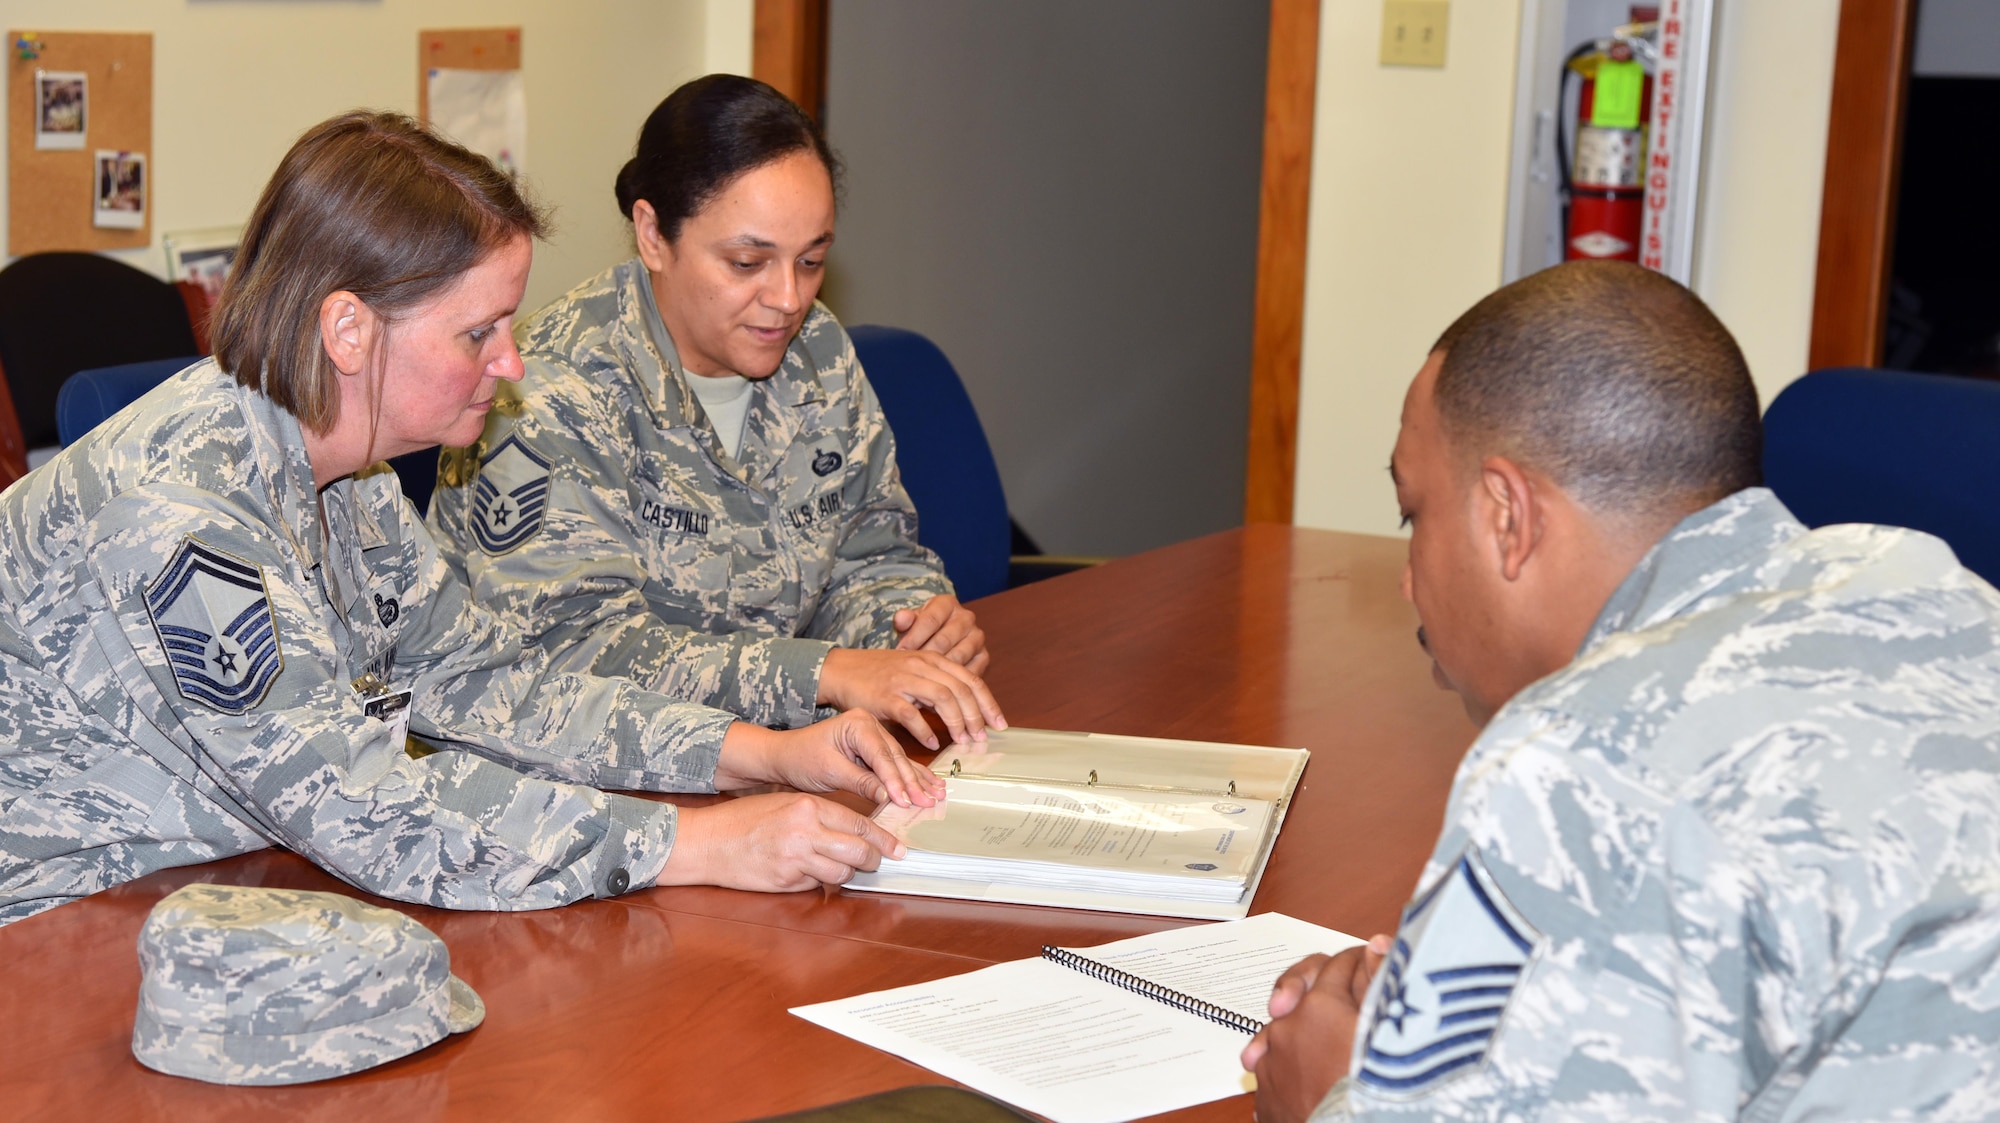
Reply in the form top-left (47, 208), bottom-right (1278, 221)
top-left (34, 70), bottom-right (86, 149)
top-left (427, 68), bottom-right (526, 176)
top-left (90, 148), bottom-right (143, 228)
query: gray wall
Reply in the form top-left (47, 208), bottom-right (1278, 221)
top-left (822, 1), bottom-right (1268, 558)
top-left (1915, 0), bottom-right (2000, 78)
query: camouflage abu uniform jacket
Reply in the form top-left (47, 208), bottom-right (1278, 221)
top-left (1320, 489), bottom-right (2000, 1121)
top-left (0, 361), bottom-right (738, 927)
top-left (427, 260), bottom-right (950, 732)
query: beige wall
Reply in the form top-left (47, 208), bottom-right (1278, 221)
top-left (1292, 1), bottom-right (1843, 536)
top-left (0, 0), bottom-right (735, 312)
top-left (1692, 1), bottom-right (1841, 408)
top-left (1291, 0), bottom-right (1528, 535)
top-left (705, 0), bottom-right (755, 79)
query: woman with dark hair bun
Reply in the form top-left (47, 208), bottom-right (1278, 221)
top-left (0, 110), bottom-right (938, 926)
top-left (430, 75), bottom-right (1006, 751)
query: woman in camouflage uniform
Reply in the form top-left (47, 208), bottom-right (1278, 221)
top-left (0, 111), bottom-right (939, 927)
top-left (428, 76), bottom-right (1006, 753)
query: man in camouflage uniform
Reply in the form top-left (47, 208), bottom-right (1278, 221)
top-left (1245, 262), bottom-right (2000, 1120)
top-left (0, 360), bottom-right (913, 926)
top-left (429, 261), bottom-right (991, 739)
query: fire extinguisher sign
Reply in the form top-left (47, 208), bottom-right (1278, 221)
top-left (1641, 0), bottom-right (1687, 272)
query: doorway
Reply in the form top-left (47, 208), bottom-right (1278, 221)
top-left (1882, 0), bottom-right (2000, 377)
top-left (816, 1), bottom-right (1270, 558)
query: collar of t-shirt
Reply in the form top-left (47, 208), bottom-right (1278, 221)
top-left (683, 368), bottom-right (755, 459)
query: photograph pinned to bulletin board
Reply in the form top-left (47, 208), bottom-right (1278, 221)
top-left (7, 30), bottom-right (152, 254)
top-left (419, 27), bottom-right (526, 177)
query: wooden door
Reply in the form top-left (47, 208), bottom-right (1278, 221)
top-left (1808, 0), bottom-right (1918, 370)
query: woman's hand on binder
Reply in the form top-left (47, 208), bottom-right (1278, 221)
top-left (819, 646), bottom-right (1008, 749)
top-left (713, 711), bottom-right (947, 808)
top-left (1241, 934), bottom-right (1393, 1123)
top-left (657, 794), bottom-right (905, 892)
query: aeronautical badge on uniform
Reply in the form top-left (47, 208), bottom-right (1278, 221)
top-left (1357, 845), bottom-right (1541, 1098)
top-left (470, 434), bottom-right (552, 556)
top-left (145, 536), bottom-right (284, 715)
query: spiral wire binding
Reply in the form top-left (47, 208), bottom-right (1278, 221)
top-left (1040, 945), bottom-right (1264, 1035)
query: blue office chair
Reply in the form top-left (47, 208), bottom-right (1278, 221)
top-left (848, 325), bottom-right (1013, 600)
top-left (56, 357), bottom-right (197, 446)
top-left (57, 357), bottom-right (442, 515)
top-left (0, 252), bottom-right (203, 483)
top-left (387, 450), bottom-right (440, 516)
top-left (1763, 366), bottom-right (2000, 587)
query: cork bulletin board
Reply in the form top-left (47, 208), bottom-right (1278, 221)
top-left (7, 30), bottom-right (153, 255)
top-left (417, 27), bottom-right (522, 123)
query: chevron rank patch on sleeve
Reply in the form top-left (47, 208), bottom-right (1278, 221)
top-left (471, 434), bottom-right (552, 556)
top-left (145, 536), bottom-right (285, 715)
top-left (1358, 845), bottom-right (1541, 1099)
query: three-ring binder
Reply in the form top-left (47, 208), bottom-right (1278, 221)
top-left (947, 756), bottom-right (1241, 799)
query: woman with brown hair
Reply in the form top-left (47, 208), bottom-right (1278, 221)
top-left (0, 111), bottom-right (937, 927)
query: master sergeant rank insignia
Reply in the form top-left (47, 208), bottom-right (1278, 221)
top-left (1357, 845), bottom-right (1541, 1098)
top-left (145, 537), bottom-right (285, 716)
top-left (471, 434), bottom-right (553, 556)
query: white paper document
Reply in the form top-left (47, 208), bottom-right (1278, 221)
top-left (428, 68), bottom-right (528, 175)
top-left (935, 728), bottom-right (1309, 802)
top-left (875, 778), bottom-right (1274, 903)
top-left (791, 913), bottom-right (1364, 1123)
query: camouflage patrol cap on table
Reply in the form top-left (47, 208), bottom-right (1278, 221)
top-left (132, 884), bottom-right (484, 1085)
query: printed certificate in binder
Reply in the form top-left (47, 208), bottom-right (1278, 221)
top-left (845, 728), bottom-right (1309, 918)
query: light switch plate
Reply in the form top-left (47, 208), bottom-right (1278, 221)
top-left (1381, 1), bottom-right (1449, 68)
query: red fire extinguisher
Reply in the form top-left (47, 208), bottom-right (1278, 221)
top-left (1559, 35), bottom-right (1653, 262)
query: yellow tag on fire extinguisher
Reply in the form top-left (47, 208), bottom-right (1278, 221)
top-left (1592, 59), bottom-right (1645, 130)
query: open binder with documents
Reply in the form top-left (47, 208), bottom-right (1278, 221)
top-left (844, 728), bottom-right (1309, 919)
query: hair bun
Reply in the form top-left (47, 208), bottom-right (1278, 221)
top-left (613, 158), bottom-right (641, 218)
top-left (623, 75), bottom-right (834, 241)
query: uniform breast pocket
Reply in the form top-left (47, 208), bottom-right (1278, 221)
top-left (632, 479), bottom-right (731, 627)
top-left (777, 485), bottom-right (849, 541)
top-left (776, 474), bottom-right (861, 607)
top-left (352, 543), bottom-right (414, 677)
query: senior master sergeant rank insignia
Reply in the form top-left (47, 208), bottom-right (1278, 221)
top-left (145, 536), bottom-right (285, 715)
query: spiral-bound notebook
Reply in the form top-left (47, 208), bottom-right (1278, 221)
top-left (792, 913), bottom-right (1364, 1123)
top-left (1038, 944), bottom-right (1266, 1034)
top-left (846, 728), bottom-right (1310, 920)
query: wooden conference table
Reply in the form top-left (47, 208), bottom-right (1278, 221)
top-left (0, 525), bottom-right (1477, 1122)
